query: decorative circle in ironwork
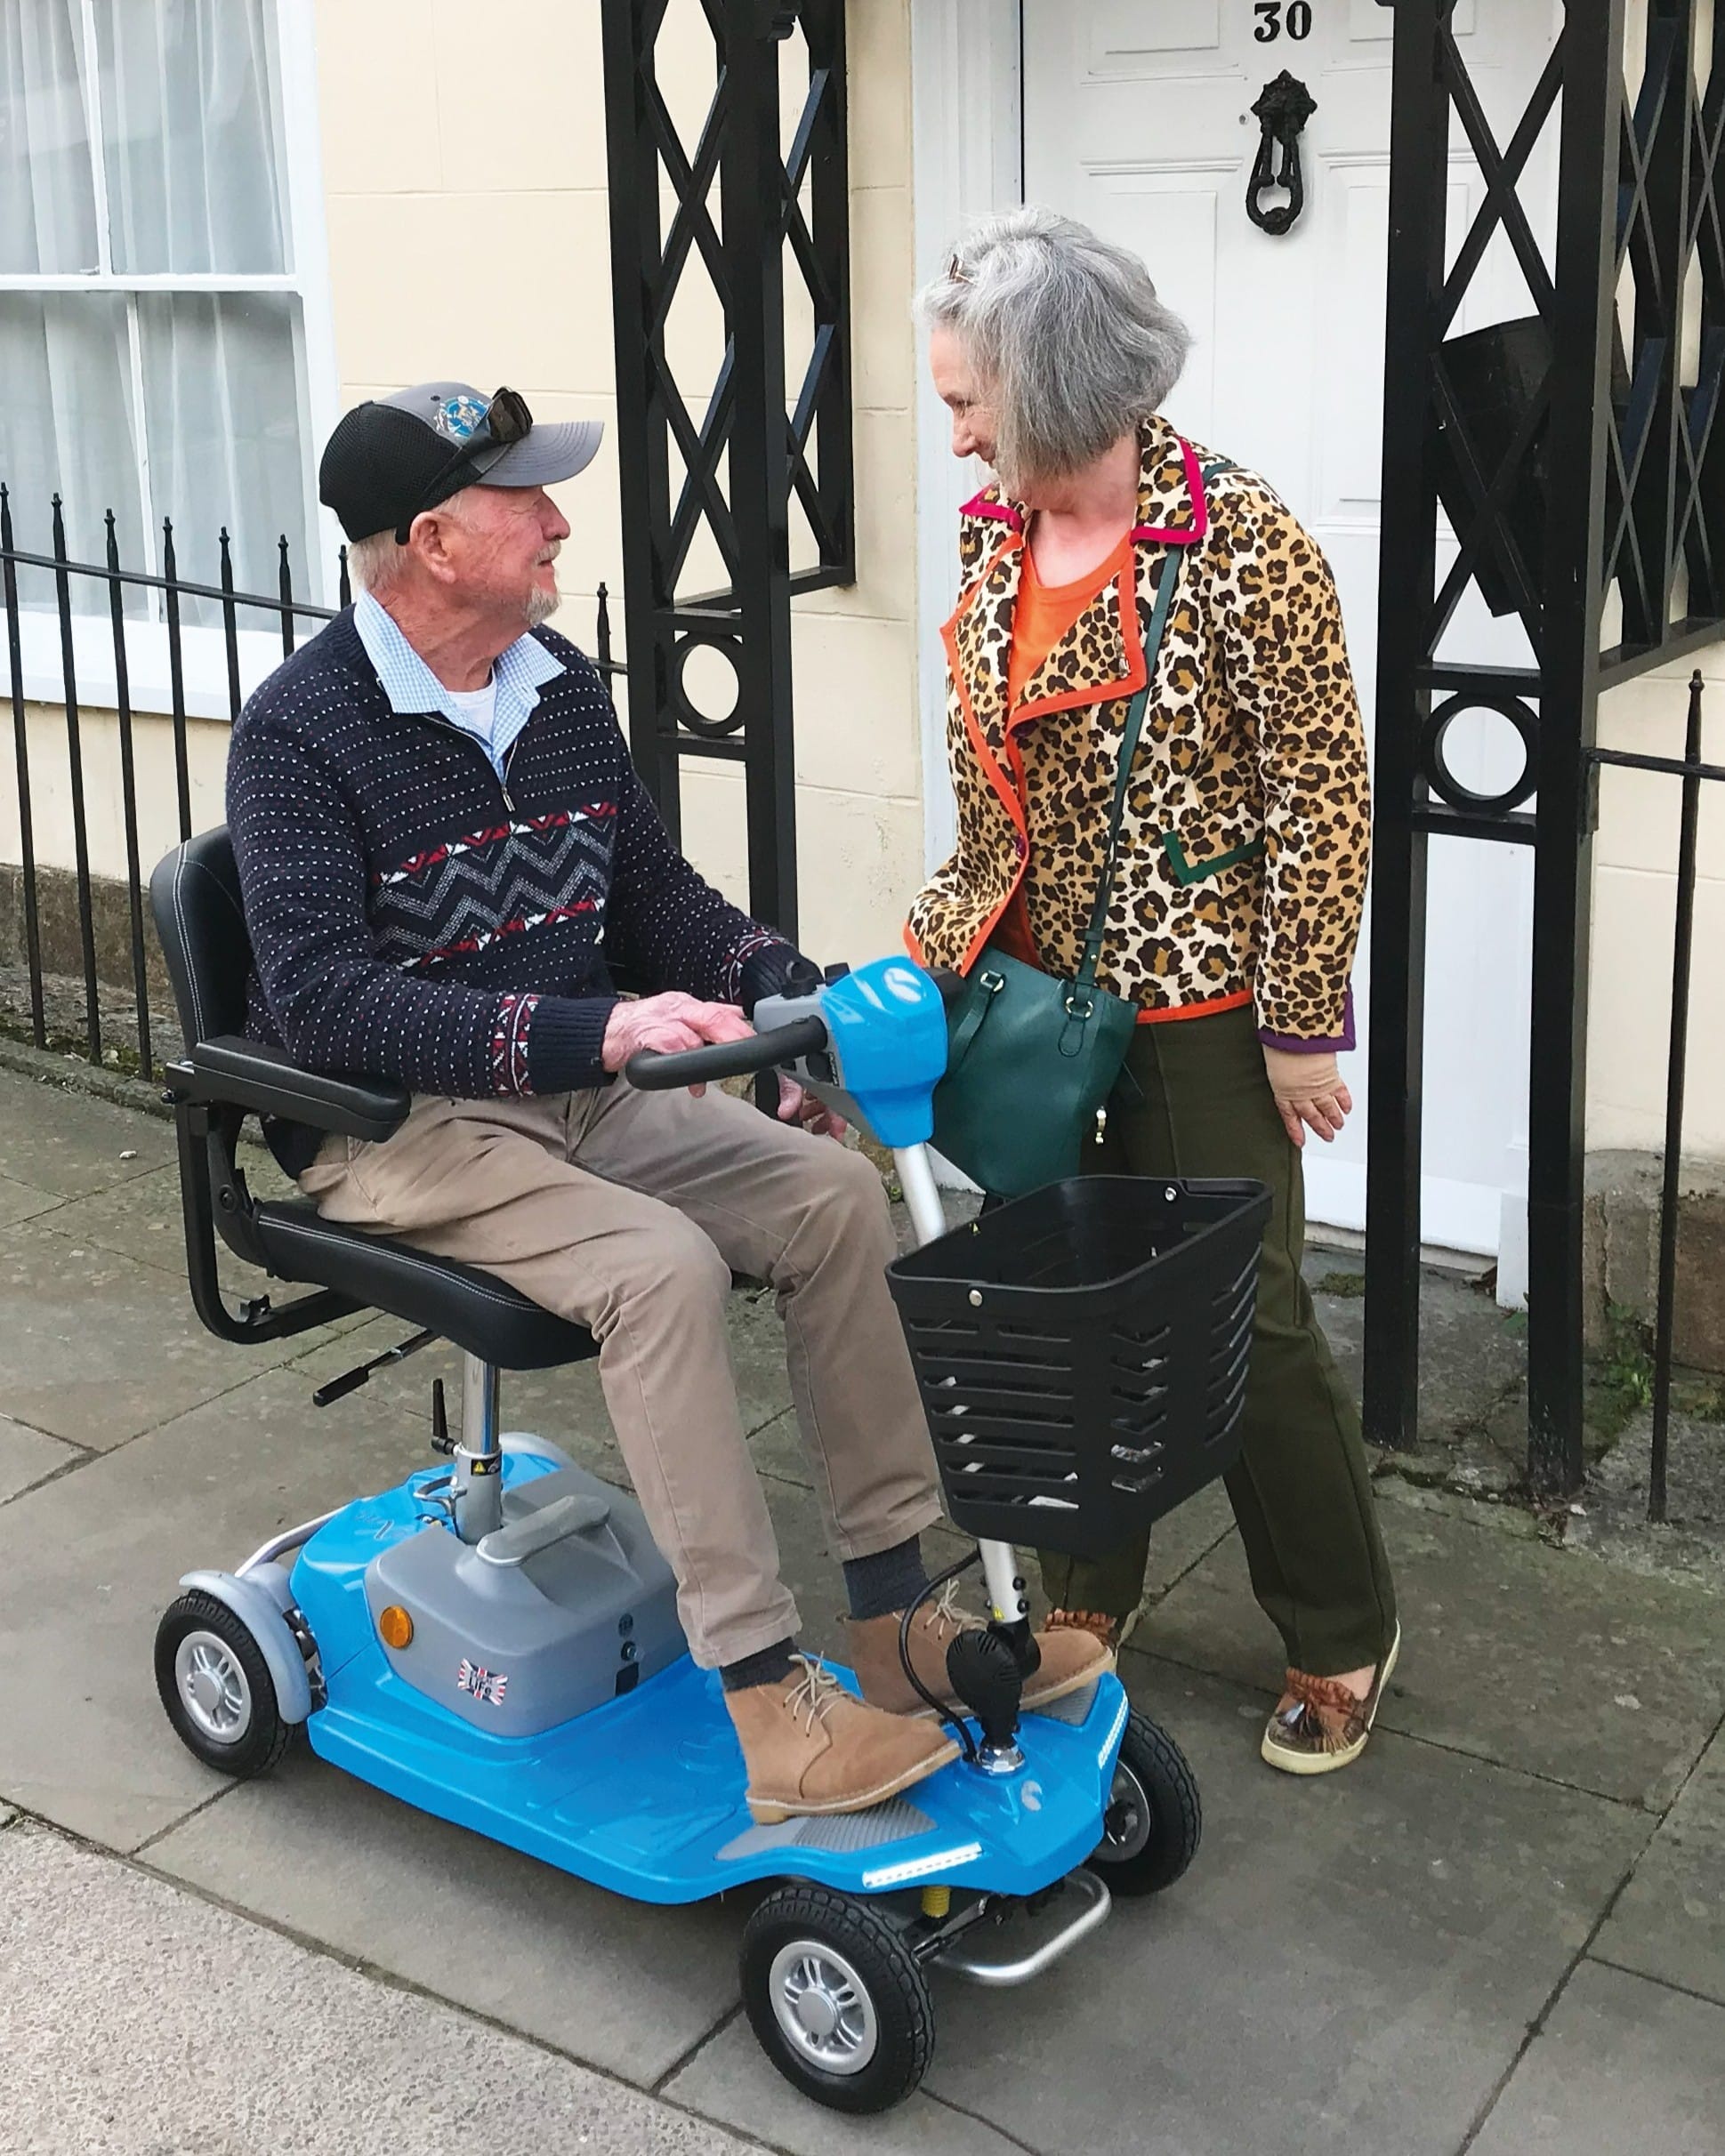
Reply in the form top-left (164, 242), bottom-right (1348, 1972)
top-left (672, 632), bottom-right (744, 738)
top-left (1420, 692), bottom-right (1539, 814)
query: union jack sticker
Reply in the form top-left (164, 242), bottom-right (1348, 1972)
top-left (456, 1657), bottom-right (509, 1706)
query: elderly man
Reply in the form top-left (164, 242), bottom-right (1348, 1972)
top-left (228, 383), bottom-right (1104, 1821)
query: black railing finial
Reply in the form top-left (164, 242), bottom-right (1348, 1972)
top-left (278, 534), bottom-right (295, 658)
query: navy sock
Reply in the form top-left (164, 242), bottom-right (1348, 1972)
top-left (843, 1535), bottom-right (930, 1622)
top-left (720, 1638), bottom-right (798, 1693)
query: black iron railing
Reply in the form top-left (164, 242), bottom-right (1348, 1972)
top-left (1, 487), bottom-right (619, 1086)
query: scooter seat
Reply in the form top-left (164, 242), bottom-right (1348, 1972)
top-left (251, 1199), bottom-right (601, 1370)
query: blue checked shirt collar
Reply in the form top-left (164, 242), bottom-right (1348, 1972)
top-left (353, 590), bottom-right (566, 777)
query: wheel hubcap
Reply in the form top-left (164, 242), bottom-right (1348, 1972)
top-left (175, 1629), bottom-right (253, 1743)
top-left (768, 1940), bottom-right (879, 2075)
top-left (1097, 1757), bottom-right (1152, 1862)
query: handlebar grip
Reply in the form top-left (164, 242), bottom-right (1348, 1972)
top-left (624, 1014), bottom-right (829, 1091)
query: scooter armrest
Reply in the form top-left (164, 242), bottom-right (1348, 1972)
top-left (171, 1037), bottom-right (411, 1142)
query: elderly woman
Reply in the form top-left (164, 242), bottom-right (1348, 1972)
top-left (907, 209), bottom-right (1399, 1775)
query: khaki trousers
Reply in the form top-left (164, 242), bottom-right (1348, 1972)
top-left (301, 1082), bottom-right (943, 1668)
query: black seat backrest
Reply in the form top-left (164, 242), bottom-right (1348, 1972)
top-left (149, 828), bottom-right (254, 1052)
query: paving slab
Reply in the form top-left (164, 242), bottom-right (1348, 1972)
top-left (0, 1173), bottom-right (60, 1229)
top-left (0, 1340), bottom-right (428, 1847)
top-left (0, 1217), bottom-right (323, 1452)
top-left (666, 2020), bottom-right (1029, 2156)
top-left (0, 1071), bottom-right (173, 1195)
top-left (148, 1749), bottom-right (746, 2091)
top-left (1142, 1484), bottom-right (1725, 1806)
top-left (0, 1412), bottom-right (79, 1505)
top-left (910, 1666), bottom-right (1648, 2156)
top-left (33, 1155), bottom-right (373, 1320)
top-left (1594, 1716), bottom-right (1725, 2005)
top-left (1467, 1960), bottom-right (1725, 2156)
top-left (0, 1822), bottom-right (764, 2156)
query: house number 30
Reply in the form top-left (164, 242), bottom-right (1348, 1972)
top-left (1254, 2), bottom-right (1313, 38)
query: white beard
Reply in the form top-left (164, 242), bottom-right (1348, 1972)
top-left (524, 583), bottom-right (561, 628)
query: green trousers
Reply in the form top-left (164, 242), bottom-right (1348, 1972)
top-left (1037, 1006), bottom-right (1398, 1677)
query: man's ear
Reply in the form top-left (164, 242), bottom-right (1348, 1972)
top-left (406, 508), bottom-right (461, 584)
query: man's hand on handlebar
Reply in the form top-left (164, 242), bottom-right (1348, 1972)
top-left (602, 994), bottom-right (754, 1096)
top-left (774, 1073), bottom-right (847, 1142)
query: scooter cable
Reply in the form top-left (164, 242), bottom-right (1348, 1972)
top-left (897, 1548), bottom-right (983, 1763)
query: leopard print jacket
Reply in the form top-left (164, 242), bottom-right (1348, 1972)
top-left (906, 417), bottom-right (1369, 1042)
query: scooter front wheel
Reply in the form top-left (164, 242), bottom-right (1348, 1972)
top-left (155, 1589), bottom-right (291, 1780)
top-left (1086, 1709), bottom-right (1201, 1896)
top-left (739, 1883), bottom-right (933, 2113)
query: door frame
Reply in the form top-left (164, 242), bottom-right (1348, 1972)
top-left (909, 0), bottom-right (1023, 870)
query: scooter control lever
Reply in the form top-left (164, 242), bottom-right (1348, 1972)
top-left (946, 1626), bottom-right (1028, 1767)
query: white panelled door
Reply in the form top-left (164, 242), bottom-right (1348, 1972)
top-left (1022, 0), bottom-right (1558, 1258)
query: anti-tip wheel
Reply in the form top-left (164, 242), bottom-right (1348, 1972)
top-left (739, 1883), bottom-right (933, 2114)
top-left (1086, 1708), bottom-right (1202, 1896)
top-left (155, 1589), bottom-right (290, 1779)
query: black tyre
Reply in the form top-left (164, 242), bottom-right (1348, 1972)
top-left (1087, 1709), bottom-right (1202, 1896)
top-left (739, 1884), bottom-right (933, 2113)
top-left (155, 1589), bottom-right (291, 1779)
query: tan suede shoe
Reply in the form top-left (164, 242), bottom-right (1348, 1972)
top-left (847, 1585), bottom-right (1114, 1718)
top-left (724, 1655), bottom-right (960, 1823)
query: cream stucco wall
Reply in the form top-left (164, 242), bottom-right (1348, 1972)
top-left (310, 0), bottom-right (923, 968)
top-left (1587, 659), bottom-right (1725, 1157)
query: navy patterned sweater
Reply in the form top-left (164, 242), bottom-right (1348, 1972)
top-left (227, 608), bottom-right (791, 1164)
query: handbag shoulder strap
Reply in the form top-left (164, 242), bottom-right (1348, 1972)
top-left (1072, 458), bottom-right (1229, 994)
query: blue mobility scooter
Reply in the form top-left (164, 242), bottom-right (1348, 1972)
top-left (148, 831), bottom-right (1270, 2113)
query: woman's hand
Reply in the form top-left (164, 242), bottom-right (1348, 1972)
top-left (776, 1072), bottom-right (848, 1141)
top-left (1263, 1046), bottom-right (1351, 1148)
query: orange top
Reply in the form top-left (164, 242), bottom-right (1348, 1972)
top-left (994, 536), bottom-right (1133, 969)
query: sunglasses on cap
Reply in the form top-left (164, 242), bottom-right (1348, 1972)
top-left (393, 385), bottom-right (535, 543)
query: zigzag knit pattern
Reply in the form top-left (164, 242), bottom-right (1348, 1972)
top-left (226, 608), bottom-right (789, 1129)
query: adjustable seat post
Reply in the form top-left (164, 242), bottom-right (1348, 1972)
top-left (454, 1354), bottom-right (504, 1542)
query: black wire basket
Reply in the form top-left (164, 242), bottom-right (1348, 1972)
top-left (886, 1177), bottom-right (1272, 1557)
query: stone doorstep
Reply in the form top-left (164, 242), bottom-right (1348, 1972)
top-left (1586, 1150), bottom-right (1725, 1373)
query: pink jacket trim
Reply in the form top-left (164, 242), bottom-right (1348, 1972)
top-left (961, 490), bottom-right (1024, 530)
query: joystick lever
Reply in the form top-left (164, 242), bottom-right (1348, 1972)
top-left (945, 1624), bottom-right (1037, 1764)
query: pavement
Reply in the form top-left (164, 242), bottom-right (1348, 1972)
top-left (0, 1060), bottom-right (1721, 2156)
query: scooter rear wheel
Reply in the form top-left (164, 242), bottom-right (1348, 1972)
top-left (1086, 1708), bottom-right (1202, 1896)
top-left (155, 1589), bottom-right (291, 1780)
top-left (740, 1883), bottom-right (933, 2113)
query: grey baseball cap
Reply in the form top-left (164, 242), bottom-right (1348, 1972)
top-left (318, 380), bottom-right (603, 542)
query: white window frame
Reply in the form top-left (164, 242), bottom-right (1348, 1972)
top-left (1, 0), bottom-right (340, 720)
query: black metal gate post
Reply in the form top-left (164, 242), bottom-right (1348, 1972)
top-left (1364, 0), bottom-right (1450, 1452)
top-left (601, 0), bottom-right (854, 939)
top-left (1370, 0), bottom-right (1725, 1498)
top-left (723, 7), bottom-right (799, 930)
top-left (1525, 0), bottom-right (1624, 1496)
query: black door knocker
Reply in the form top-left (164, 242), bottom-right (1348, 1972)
top-left (1246, 71), bottom-right (1318, 236)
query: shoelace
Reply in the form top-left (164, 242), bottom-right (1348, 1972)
top-left (924, 1579), bottom-right (971, 1640)
top-left (783, 1653), bottom-right (846, 1734)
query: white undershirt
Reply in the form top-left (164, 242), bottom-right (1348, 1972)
top-left (444, 675), bottom-right (498, 759)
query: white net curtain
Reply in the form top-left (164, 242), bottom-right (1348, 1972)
top-left (0, 0), bottom-right (310, 615)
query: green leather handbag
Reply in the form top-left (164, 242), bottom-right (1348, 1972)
top-left (930, 535), bottom-right (1189, 1199)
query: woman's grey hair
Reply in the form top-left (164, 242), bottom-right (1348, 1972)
top-left (916, 207), bottom-right (1190, 490)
